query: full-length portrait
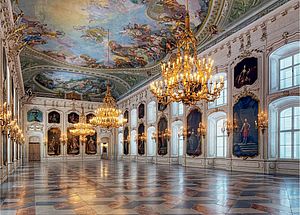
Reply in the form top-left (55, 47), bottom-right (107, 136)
top-left (233, 96), bottom-right (259, 157)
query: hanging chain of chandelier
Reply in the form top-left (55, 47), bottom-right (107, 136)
top-left (150, 0), bottom-right (224, 106)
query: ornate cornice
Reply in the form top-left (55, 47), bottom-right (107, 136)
top-left (197, 0), bottom-right (291, 53)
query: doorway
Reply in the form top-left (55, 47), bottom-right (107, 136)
top-left (29, 142), bottom-right (40, 161)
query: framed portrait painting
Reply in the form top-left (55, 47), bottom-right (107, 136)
top-left (233, 96), bottom-right (259, 157)
top-left (234, 57), bottom-right (258, 89)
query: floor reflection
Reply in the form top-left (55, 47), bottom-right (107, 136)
top-left (0, 161), bottom-right (299, 215)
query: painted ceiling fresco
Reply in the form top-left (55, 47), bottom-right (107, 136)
top-left (22, 68), bottom-right (132, 101)
top-left (18, 0), bottom-right (209, 69)
top-left (17, 0), bottom-right (286, 101)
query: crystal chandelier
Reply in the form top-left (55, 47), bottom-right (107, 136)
top-left (150, 0), bottom-right (224, 105)
top-left (69, 107), bottom-right (95, 142)
top-left (90, 82), bottom-right (126, 128)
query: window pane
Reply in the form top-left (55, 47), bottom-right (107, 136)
top-left (294, 131), bottom-right (300, 159)
top-left (280, 56), bottom-right (292, 69)
top-left (280, 67), bottom-right (293, 89)
top-left (294, 107), bottom-right (300, 129)
top-left (294, 53), bottom-right (300, 65)
top-left (172, 102), bottom-right (178, 116)
top-left (216, 119), bottom-right (225, 134)
top-left (280, 108), bottom-right (292, 130)
top-left (216, 146), bottom-right (224, 157)
top-left (280, 132), bottom-right (292, 158)
top-left (131, 109), bottom-right (137, 128)
top-left (294, 65), bottom-right (300, 86)
top-left (178, 102), bottom-right (184, 115)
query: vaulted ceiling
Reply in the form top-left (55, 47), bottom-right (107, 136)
top-left (18, 0), bottom-right (286, 102)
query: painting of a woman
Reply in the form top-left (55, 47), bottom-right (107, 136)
top-left (234, 57), bottom-right (258, 89)
top-left (86, 133), bottom-right (97, 154)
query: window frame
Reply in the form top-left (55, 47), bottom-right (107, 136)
top-left (269, 42), bottom-right (300, 93)
top-left (147, 101), bottom-right (156, 124)
top-left (278, 106), bottom-right (300, 159)
top-left (208, 73), bottom-right (227, 109)
top-left (278, 52), bottom-right (300, 90)
top-left (207, 112), bottom-right (227, 158)
top-left (171, 102), bottom-right (184, 117)
top-left (215, 118), bottom-right (227, 158)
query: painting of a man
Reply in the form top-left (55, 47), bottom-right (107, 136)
top-left (233, 96), bottom-right (258, 157)
top-left (240, 118), bottom-right (250, 144)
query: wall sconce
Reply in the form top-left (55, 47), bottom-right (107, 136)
top-left (178, 127), bottom-right (188, 139)
top-left (126, 135), bottom-right (131, 143)
top-left (221, 120), bottom-right (235, 136)
top-left (8, 119), bottom-right (19, 141)
top-left (138, 132), bottom-right (147, 141)
top-left (152, 129), bottom-right (170, 141)
top-left (79, 135), bottom-right (87, 144)
top-left (151, 132), bottom-right (157, 141)
top-left (255, 111), bottom-right (268, 133)
top-left (60, 133), bottom-right (68, 145)
top-left (162, 129), bottom-right (171, 139)
top-left (197, 122), bottom-right (206, 138)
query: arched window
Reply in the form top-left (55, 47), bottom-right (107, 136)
top-left (130, 109), bottom-right (137, 128)
top-left (171, 102), bottom-right (184, 117)
top-left (171, 121), bottom-right (183, 156)
top-left (147, 101), bottom-right (156, 124)
top-left (269, 96), bottom-right (300, 159)
top-left (207, 112), bottom-right (227, 158)
top-left (279, 107), bottom-right (299, 158)
top-left (269, 41), bottom-right (300, 93)
top-left (130, 130), bottom-right (137, 155)
top-left (147, 126), bottom-right (156, 156)
top-left (209, 73), bottom-right (227, 108)
top-left (118, 114), bottom-right (124, 132)
top-left (118, 133), bottom-right (123, 156)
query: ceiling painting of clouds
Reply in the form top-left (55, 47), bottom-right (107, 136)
top-left (18, 0), bottom-right (210, 69)
top-left (23, 69), bottom-right (130, 101)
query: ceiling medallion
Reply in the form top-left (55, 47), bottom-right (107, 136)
top-left (150, 0), bottom-right (224, 106)
top-left (91, 82), bottom-right (126, 129)
top-left (69, 107), bottom-right (95, 142)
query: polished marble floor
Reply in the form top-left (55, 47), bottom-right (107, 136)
top-left (0, 161), bottom-right (299, 215)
